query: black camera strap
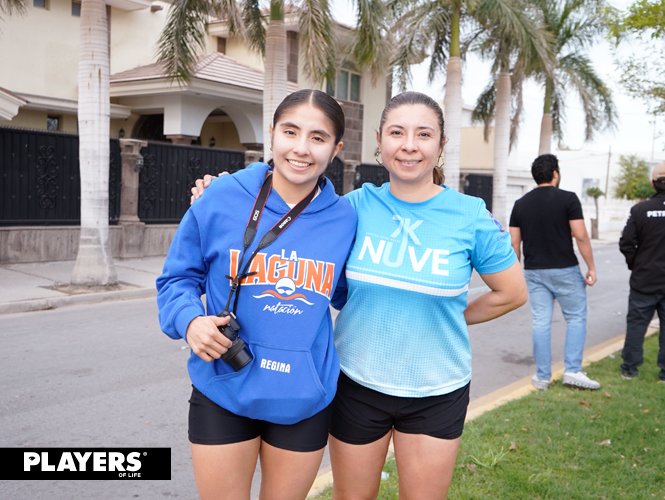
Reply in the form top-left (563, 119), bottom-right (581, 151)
top-left (223, 173), bottom-right (318, 315)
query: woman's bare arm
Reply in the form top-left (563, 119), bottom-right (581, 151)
top-left (464, 261), bottom-right (528, 326)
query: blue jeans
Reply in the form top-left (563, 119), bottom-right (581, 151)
top-left (524, 266), bottom-right (587, 380)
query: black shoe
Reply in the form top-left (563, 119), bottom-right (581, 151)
top-left (621, 371), bottom-right (638, 380)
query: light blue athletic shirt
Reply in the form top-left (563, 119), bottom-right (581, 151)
top-left (333, 183), bottom-right (516, 397)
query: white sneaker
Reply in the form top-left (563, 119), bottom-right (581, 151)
top-left (562, 371), bottom-right (601, 390)
top-left (531, 375), bottom-right (549, 390)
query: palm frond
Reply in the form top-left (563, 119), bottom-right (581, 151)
top-left (390, 1), bottom-right (456, 89)
top-left (472, 0), bottom-right (554, 75)
top-left (156, 0), bottom-right (246, 84)
top-left (349, 0), bottom-right (393, 82)
top-left (243, 0), bottom-right (266, 57)
top-left (0, 0), bottom-right (26, 18)
top-left (386, 0), bottom-right (420, 17)
top-left (156, 0), bottom-right (210, 84)
top-left (555, 0), bottom-right (607, 54)
top-left (299, 0), bottom-right (337, 85)
top-left (472, 80), bottom-right (496, 142)
top-left (509, 64), bottom-right (525, 150)
top-left (558, 52), bottom-right (618, 140)
top-left (426, 8), bottom-right (455, 82)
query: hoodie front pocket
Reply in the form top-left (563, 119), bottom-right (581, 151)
top-left (205, 342), bottom-right (328, 425)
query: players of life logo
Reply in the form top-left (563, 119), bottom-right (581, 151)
top-left (228, 248), bottom-right (336, 315)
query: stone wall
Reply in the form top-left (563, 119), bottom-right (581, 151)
top-left (338, 101), bottom-right (363, 163)
top-left (0, 225), bottom-right (178, 264)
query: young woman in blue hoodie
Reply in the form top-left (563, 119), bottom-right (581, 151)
top-left (157, 90), bottom-right (356, 500)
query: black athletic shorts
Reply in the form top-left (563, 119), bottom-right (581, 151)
top-left (330, 372), bottom-right (470, 445)
top-left (188, 386), bottom-right (331, 452)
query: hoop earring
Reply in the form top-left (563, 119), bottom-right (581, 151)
top-left (375, 151), bottom-right (383, 166)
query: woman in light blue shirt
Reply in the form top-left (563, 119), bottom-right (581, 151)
top-left (328, 92), bottom-right (526, 500)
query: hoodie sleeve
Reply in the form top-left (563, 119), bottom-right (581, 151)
top-left (156, 209), bottom-right (209, 340)
top-left (330, 265), bottom-right (349, 310)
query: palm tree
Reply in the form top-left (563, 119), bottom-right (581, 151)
top-left (70, 0), bottom-right (118, 286)
top-left (585, 185), bottom-right (603, 239)
top-left (71, 0), bottom-right (117, 286)
top-left (533, 0), bottom-right (617, 155)
top-left (157, 0), bottom-right (363, 161)
top-left (470, 0), bottom-right (553, 224)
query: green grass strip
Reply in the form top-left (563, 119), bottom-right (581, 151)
top-left (313, 334), bottom-right (664, 500)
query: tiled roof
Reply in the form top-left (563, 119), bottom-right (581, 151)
top-left (110, 52), bottom-right (299, 93)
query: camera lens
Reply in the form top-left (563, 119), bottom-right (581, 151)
top-left (222, 338), bottom-right (253, 371)
top-left (217, 311), bottom-right (253, 371)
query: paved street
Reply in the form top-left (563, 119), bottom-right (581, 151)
top-left (0, 242), bottom-right (631, 500)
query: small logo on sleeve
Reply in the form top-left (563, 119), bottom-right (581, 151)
top-left (489, 212), bottom-right (505, 232)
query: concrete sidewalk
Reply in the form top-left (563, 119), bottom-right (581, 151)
top-left (0, 256), bottom-right (165, 315)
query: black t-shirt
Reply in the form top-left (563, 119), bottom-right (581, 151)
top-left (509, 186), bottom-right (584, 270)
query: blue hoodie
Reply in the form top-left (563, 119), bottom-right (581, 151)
top-left (157, 163), bottom-right (357, 425)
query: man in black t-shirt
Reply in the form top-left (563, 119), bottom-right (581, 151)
top-left (509, 154), bottom-right (600, 391)
top-left (618, 161), bottom-right (665, 382)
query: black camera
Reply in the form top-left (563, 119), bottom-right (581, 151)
top-left (217, 311), bottom-right (253, 371)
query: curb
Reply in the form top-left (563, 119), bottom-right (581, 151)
top-left (305, 325), bottom-right (659, 499)
top-left (0, 287), bottom-right (157, 315)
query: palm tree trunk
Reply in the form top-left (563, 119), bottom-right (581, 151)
top-left (492, 71), bottom-right (511, 225)
top-left (443, 8), bottom-right (462, 191)
top-left (263, 0), bottom-right (288, 161)
top-left (71, 0), bottom-right (117, 286)
top-left (538, 78), bottom-right (553, 155)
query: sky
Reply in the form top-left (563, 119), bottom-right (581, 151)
top-left (330, 0), bottom-right (664, 188)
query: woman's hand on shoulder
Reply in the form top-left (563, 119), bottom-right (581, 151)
top-left (185, 315), bottom-right (233, 362)
top-left (190, 172), bottom-right (229, 205)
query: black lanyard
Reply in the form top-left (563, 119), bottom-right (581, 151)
top-left (223, 173), bottom-right (318, 315)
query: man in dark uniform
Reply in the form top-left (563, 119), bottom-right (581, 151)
top-left (619, 161), bottom-right (665, 382)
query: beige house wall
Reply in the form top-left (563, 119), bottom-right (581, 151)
top-left (0, 1), bottom-right (80, 100)
top-left (110, 112), bottom-right (141, 138)
top-left (0, 108), bottom-right (77, 133)
top-left (360, 77), bottom-right (386, 163)
top-left (0, 0), bottom-right (173, 96)
top-left (224, 37), bottom-right (264, 71)
top-left (109, 3), bottom-right (171, 74)
top-left (460, 127), bottom-right (494, 172)
top-left (200, 119), bottom-right (244, 151)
